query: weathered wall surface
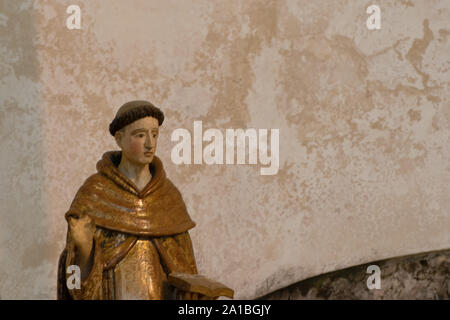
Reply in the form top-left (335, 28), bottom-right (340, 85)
top-left (0, 0), bottom-right (449, 299)
top-left (260, 249), bottom-right (450, 300)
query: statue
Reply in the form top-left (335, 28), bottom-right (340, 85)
top-left (57, 100), bottom-right (233, 300)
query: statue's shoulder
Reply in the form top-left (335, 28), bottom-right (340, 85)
top-left (66, 173), bottom-right (108, 218)
top-left (162, 177), bottom-right (183, 197)
top-left (77, 173), bottom-right (111, 193)
top-left (69, 173), bottom-right (113, 208)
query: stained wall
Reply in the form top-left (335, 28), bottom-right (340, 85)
top-left (0, 0), bottom-right (449, 299)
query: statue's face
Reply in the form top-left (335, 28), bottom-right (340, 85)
top-left (115, 116), bottom-right (159, 165)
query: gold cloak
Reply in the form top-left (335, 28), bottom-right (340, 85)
top-left (57, 151), bottom-right (198, 300)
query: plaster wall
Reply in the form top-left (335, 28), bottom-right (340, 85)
top-left (0, 0), bottom-right (449, 299)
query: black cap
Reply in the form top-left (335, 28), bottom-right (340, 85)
top-left (109, 100), bottom-right (164, 136)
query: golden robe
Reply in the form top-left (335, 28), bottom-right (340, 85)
top-left (57, 151), bottom-right (198, 300)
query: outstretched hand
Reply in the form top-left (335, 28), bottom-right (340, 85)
top-left (69, 214), bottom-right (95, 260)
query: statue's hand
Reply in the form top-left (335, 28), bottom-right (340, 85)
top-left (175, 289), bottom-right (218, 300)
top-left (69, 214), bottom-right (95, 258)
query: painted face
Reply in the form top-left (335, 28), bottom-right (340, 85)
top-left (116, 116), bottom-right (159, 165)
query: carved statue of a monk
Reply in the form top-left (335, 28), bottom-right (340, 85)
top-left (57, 100), bottom-right (221, 300)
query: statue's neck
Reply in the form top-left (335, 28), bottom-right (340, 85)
top-left (117, 156), bottom-right (152, 192)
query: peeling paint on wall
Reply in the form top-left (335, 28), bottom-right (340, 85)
top-left (0, 0), bottom-right (449, 299)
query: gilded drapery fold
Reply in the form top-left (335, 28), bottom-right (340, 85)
top-left (57, 229), bottom-right (198, 299)
top-left (57, 151), bottom-right (198, 300)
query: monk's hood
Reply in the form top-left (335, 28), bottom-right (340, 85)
top-left (65, 151), bottom-right (196, 236)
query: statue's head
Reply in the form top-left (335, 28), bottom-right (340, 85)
top-left (109, 100), bottom-right (164, 165)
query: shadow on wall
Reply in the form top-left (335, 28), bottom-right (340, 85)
top-left (258, 249), bottom-right (450, 300)
top-left (0, 0), bottom-right (48, 298)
